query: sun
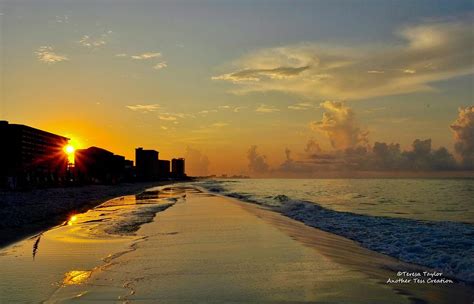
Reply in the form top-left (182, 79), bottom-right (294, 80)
top-left (64, 144), bottom-right (75, 154)
top-left (63, 144), bottom-right (76, 164)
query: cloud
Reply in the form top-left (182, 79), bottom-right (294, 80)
top-left (126, 104), bottom-right (160, 113)
top-left (233, 106), bottom-right (247, 112)
top-left (212, 66), bottom-right (309, 82)
top-left (185, 146), bottom-right (210, 176)
top-left (211, 122), bottom-right (228, 127)
top-left (35, 46), bottom-right (68, 64)
top-left (212, 19), bottom-right (473, 100)
top-left (288, 101), bottom-right (319, 110)
top-left (304, 139), bottom-right (322, 154)
top-left (131, 52), bottom-right (162, 60)
top-left (256, 104), bottom-right (280, 113)
top-left (310, 101), bottom-right (368, 150)
top-left (159, 115), bottom-right (177, 121)
top-left (247, 145), bottom-right (269, 174)
top-left (450, 106), bottom-right (474, 168)
top-left (79, 35), bottom-right (107, 48)
top-left (153, 61), bottom-right (168, 70)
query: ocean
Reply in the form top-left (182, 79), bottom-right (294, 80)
top-left (196, 178), bottom-right (474, 283)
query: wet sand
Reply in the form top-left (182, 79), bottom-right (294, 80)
top-left (0, 181), bottom-right (174, 247)
top-left (36, 187), bottom-right (473, 303)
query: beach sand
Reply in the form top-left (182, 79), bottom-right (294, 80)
top-left (0, 181), bottom-right (174, 247)
top-left (35, 186), bottom-right (472, 303)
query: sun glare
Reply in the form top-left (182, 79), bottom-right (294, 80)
top-left (64, 145), bottom-right (75, 154)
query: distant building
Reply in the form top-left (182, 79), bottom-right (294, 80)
top-left (171, 158), bottom-right (186, 178)
top-left (158, 159), bottom-right (170, 178)
top-left (0, 120), bottom-right (69, 189)
top-left (135, 148), bottom-right (159, 181)
top-left (75, 146), bottom-right (131, 184)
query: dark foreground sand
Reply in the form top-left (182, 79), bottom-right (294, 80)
top-left (0, 182), bottom-right (173, 247)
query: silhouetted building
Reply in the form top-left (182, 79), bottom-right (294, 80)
top-left (158, 160), bottom-right (170, 178)
top-left (0, 121), bottom-right (69, 189)
top-left (171, 158), bottom-right (186, 178)
top-left (75, 146), bottom-right (131, 184)
top-left (135, 148), bottom-right (159, 181)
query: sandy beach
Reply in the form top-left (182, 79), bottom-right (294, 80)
top-left (1, 184), bottom-right (471, 303)
top-left (0, 181), bottom-right (174, 247)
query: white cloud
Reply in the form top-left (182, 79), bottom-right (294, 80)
top-left (79, 35), bottom-right (107, 48)
top-left (126, 104), bottom-right (160, 113)
top-left (159, 115), bottom-right (177, 121)
top-left (131, 52), bottom-right (162, 60)
top-left (153, 61), bottom-right (168, 70)
top-left (310, 101), bottom-right (369, 150)
top-left (35, 46), bottom-right (68, 64)
top-left (256, 104), bottom-right (280, 113)
top-left (212, 19), bottom-right (473, 100)
top-left (233, 106), bottom-right (247, 112)
top-left (288, 101), bottom-right (319, 110)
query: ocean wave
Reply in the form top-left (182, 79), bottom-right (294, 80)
top-left (197, 180), bottom-right (474, 283)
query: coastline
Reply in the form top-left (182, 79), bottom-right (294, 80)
top-left (41, 186), bottom-right (473, 303)
top-left (0, 184), bottom-right (472, 303)
top-left (0, 181), bottom-right (177, 248)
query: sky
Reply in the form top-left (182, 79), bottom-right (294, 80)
top-left (0, 0), bottom-right (473, 176)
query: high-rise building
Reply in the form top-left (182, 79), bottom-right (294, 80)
top-left (0, 121), bottom-right (69, 188)
top-left (171, 158), bottom-right (186, 178)
top-left (158, 159), bottom-right (171, 178)
top-left (135, 147), bottom-right (159, 181)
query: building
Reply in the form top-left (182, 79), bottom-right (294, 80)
top-left (0, 120), bottom-right (69, 189)
top-left (171, 158), bottom-right (186, 178)
top-left (75, 146), bottom-right (131, 184)
top-left (135, 148), bottom-right (159, 181)
top-left (158, 159), bottom-right (170, 178)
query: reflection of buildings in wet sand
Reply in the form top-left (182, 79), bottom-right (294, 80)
top-left (0, 120), bottom-right (69, 188)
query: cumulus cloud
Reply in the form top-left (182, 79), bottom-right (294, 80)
top-left (247, 145), bottom-right (269, 174)
top-left (212, 19), bottom-right (473, 100)
top-left (304, 139), bottom-right (322, 154)
top-left (35, 46), bottom-right (68, 63)
top-left (185, 146), bottom-right (210, 176)
top-left (126, 104), bottom-right (160, 113)
top-left (131, 52), bottom-right (162, 60)
top-left (256, 104), bottom-right (280, 113)
top-left (153, 61), bottom-right (168, 70)
top-left (310, 101), bottom-right (368, 150)
top-left (450, 106), bottom-right (474, 168)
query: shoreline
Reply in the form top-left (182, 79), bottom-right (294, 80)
top-left (0, 181), bottom-right (177, 248)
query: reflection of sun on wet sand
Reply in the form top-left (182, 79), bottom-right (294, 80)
top-left (63, 270), bottom-right (92, 285)
top-left (45, 186), bottom-right (474, 304)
